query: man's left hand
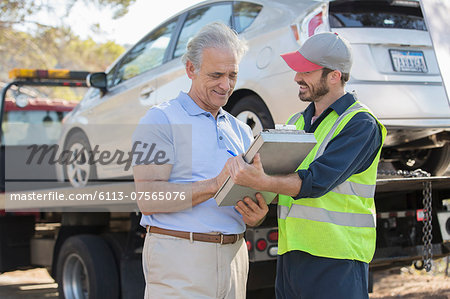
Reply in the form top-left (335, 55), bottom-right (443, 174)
top-left (235, 193), bottom-right (269, 227)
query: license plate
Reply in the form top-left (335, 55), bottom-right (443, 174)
top-left (389, 50), bottom-right (428, 73)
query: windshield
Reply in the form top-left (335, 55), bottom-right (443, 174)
top-left (2, 110), bottom-right (67, 145)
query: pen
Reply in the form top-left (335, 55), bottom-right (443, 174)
top-left (227, 149), bottom-right (237, 157)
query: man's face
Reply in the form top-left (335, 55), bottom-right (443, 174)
top-left (294, 69), bottom-right (329, 103)
top-left (188, 48), bottom-right (238, 114)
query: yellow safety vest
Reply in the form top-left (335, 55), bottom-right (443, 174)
top-left (278, 101), bottom-right (387, 263)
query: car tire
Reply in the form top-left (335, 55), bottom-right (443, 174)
top-left (63, 131), bottom-right (96, 187)
top-left (393, 143), bottom-right (450, 176)
top-left (56, 235), bottom-right (120, 299)
top-left (230, 95), bottom-right (275, 136)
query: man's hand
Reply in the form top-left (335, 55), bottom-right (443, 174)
top-left (227, 153), bottom-right (302, 197)
top-left (227, 153), bottom-right (268, 190)
top-left (235, 193), bottom-right (269, 227)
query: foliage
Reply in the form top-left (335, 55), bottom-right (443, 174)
top-left (0, 26), bottom-right (125, 100)
top-left (0, 1), bottom-right (129, 100)
top-left (0, 0), bottom-right (136, 28)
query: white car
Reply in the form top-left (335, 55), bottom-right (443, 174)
top-left (57, 0), bottom-right (450, 187)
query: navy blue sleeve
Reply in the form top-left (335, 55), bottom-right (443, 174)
top-left (295, 112), bottom-right (382, 199)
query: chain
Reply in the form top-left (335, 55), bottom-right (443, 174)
top-left (377, 168), bottom-right (433, 272)
top-left (422, 180), bottom-right (433, 272)
top-left (377, 168), bottom-right (430, 178)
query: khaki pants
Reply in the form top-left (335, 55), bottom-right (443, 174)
top-left (143, 232), bottom-right (248, 299)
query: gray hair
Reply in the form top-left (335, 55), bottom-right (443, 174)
top-left (181, 22), bottom-right (248, 71)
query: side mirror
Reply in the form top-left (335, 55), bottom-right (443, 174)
top-left (87, 72), bottom-right (107, 92)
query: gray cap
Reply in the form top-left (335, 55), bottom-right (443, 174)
top-left (281, 32), bottom-right (353, 73)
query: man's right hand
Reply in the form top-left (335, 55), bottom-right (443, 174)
top-left (226, 153), bottom-right (269, 190)
top-left (224, 153), bottom-right (303, 197)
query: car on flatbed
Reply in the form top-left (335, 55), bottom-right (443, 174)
top-left (57, 0), bottom-right (450, 188)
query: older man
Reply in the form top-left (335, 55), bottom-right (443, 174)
top-left (132, 22), bottom-right (268, 299)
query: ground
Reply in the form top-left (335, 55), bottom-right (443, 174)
top-left (370, 268), bottom-right (450, 299)
top-left (0, 268), bottom-right (57, 298)
top-left (0, 259), bottom-right (449, 298)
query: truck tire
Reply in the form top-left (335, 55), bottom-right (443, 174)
top-left (230, 95), bottom-right (274, 136)
top-left (393, 143), bottom-right (450, 176)
top-left (63, 131), bottom-right (96, 187)
top-left (56, 234), bottom-right (119, 299)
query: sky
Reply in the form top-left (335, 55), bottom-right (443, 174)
top-left (44, 0), bottom-right (204, 45)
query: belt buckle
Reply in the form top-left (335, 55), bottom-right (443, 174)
top-left (220, 234), bottom-right (224, 245)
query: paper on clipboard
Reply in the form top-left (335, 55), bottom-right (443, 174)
top-left (214, 129), bottom-right (316, 207)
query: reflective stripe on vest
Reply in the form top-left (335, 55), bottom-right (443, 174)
top-left (278, 204), bottom-right (376, 228)
top-left (278, 100), bottom-right (385, 262)
top-left (287, 111), bottom-right (303, 125)
top-left (293, 102), bottom-right (375, 199)
top-left (278, 204), bottom-right (289, 220)
top-left (332, 180), bottom-right (375, 198)
top-left (314, 102), bottom-right (364, 160)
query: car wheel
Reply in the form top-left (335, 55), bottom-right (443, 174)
top-left (63, 131), bottom-right (96, 187)
top-left (393, 143), bottom-right (450, 176)
top-left (230, 95), bottom-right (275, 136)
top-left (56, 235), bottom-right (119, 299)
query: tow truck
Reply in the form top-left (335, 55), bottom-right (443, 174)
top-left (1, 68), bottom-right (449, 298)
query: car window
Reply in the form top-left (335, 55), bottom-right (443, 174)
top-left (173, 3), bottom-right (233, 59)
top-left (233, 2), bottom-right (262, 33)
top-left (329, 1), bottom-right (426, 30)
top-left (2, 110), bottom-right (66, 145)
top-left (113, 18), bottom-right (179, 86)
top-left (106, 63), bottom-right (119, 89)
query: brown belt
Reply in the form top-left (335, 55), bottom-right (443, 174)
top-left (147, 226), bottom-right (244, 245)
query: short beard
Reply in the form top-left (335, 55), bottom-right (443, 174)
top-left (298, 77), bottom-right (329, 102)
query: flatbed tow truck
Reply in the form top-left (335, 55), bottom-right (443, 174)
top-left (1, 69), bottom-right (449, 299)
top-left (0, 175), bottom-right (449, 297)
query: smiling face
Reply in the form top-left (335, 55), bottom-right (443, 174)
top-left (294, 69), bottom-right (330, 103)
top-left (187, 48), bottom-right (239, 117)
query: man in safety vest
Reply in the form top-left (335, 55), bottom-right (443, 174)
top-left (226, 32), bottom-right (386, 298)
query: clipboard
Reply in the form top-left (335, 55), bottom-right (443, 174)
top-left (214, 129), bottom-right (316, 206)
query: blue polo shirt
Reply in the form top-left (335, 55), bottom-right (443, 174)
top-left (295, 93), bottom-right (382, 199)
top-left (133, 92), bottom-right (253, 234)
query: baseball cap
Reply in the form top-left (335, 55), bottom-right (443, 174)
top-left (281, 32), bottom-right (353, 73)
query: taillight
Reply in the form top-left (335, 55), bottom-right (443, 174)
top-left (268, 246), bottom-right (278, 257)
top-left (417, 209), bottom-right (424, 221)
top-left (268, 230), bottom-right (278, 242)
top-left (256, 239), bottom-right (267, 251)
top-left (290, 24), bottom-right (300, 41)
top-left (246, 240), bottom-right (253, 251)
top-left (308, 12), bottom-right (323, 37)
top-left (295, 4), bottom-right (329, 45)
